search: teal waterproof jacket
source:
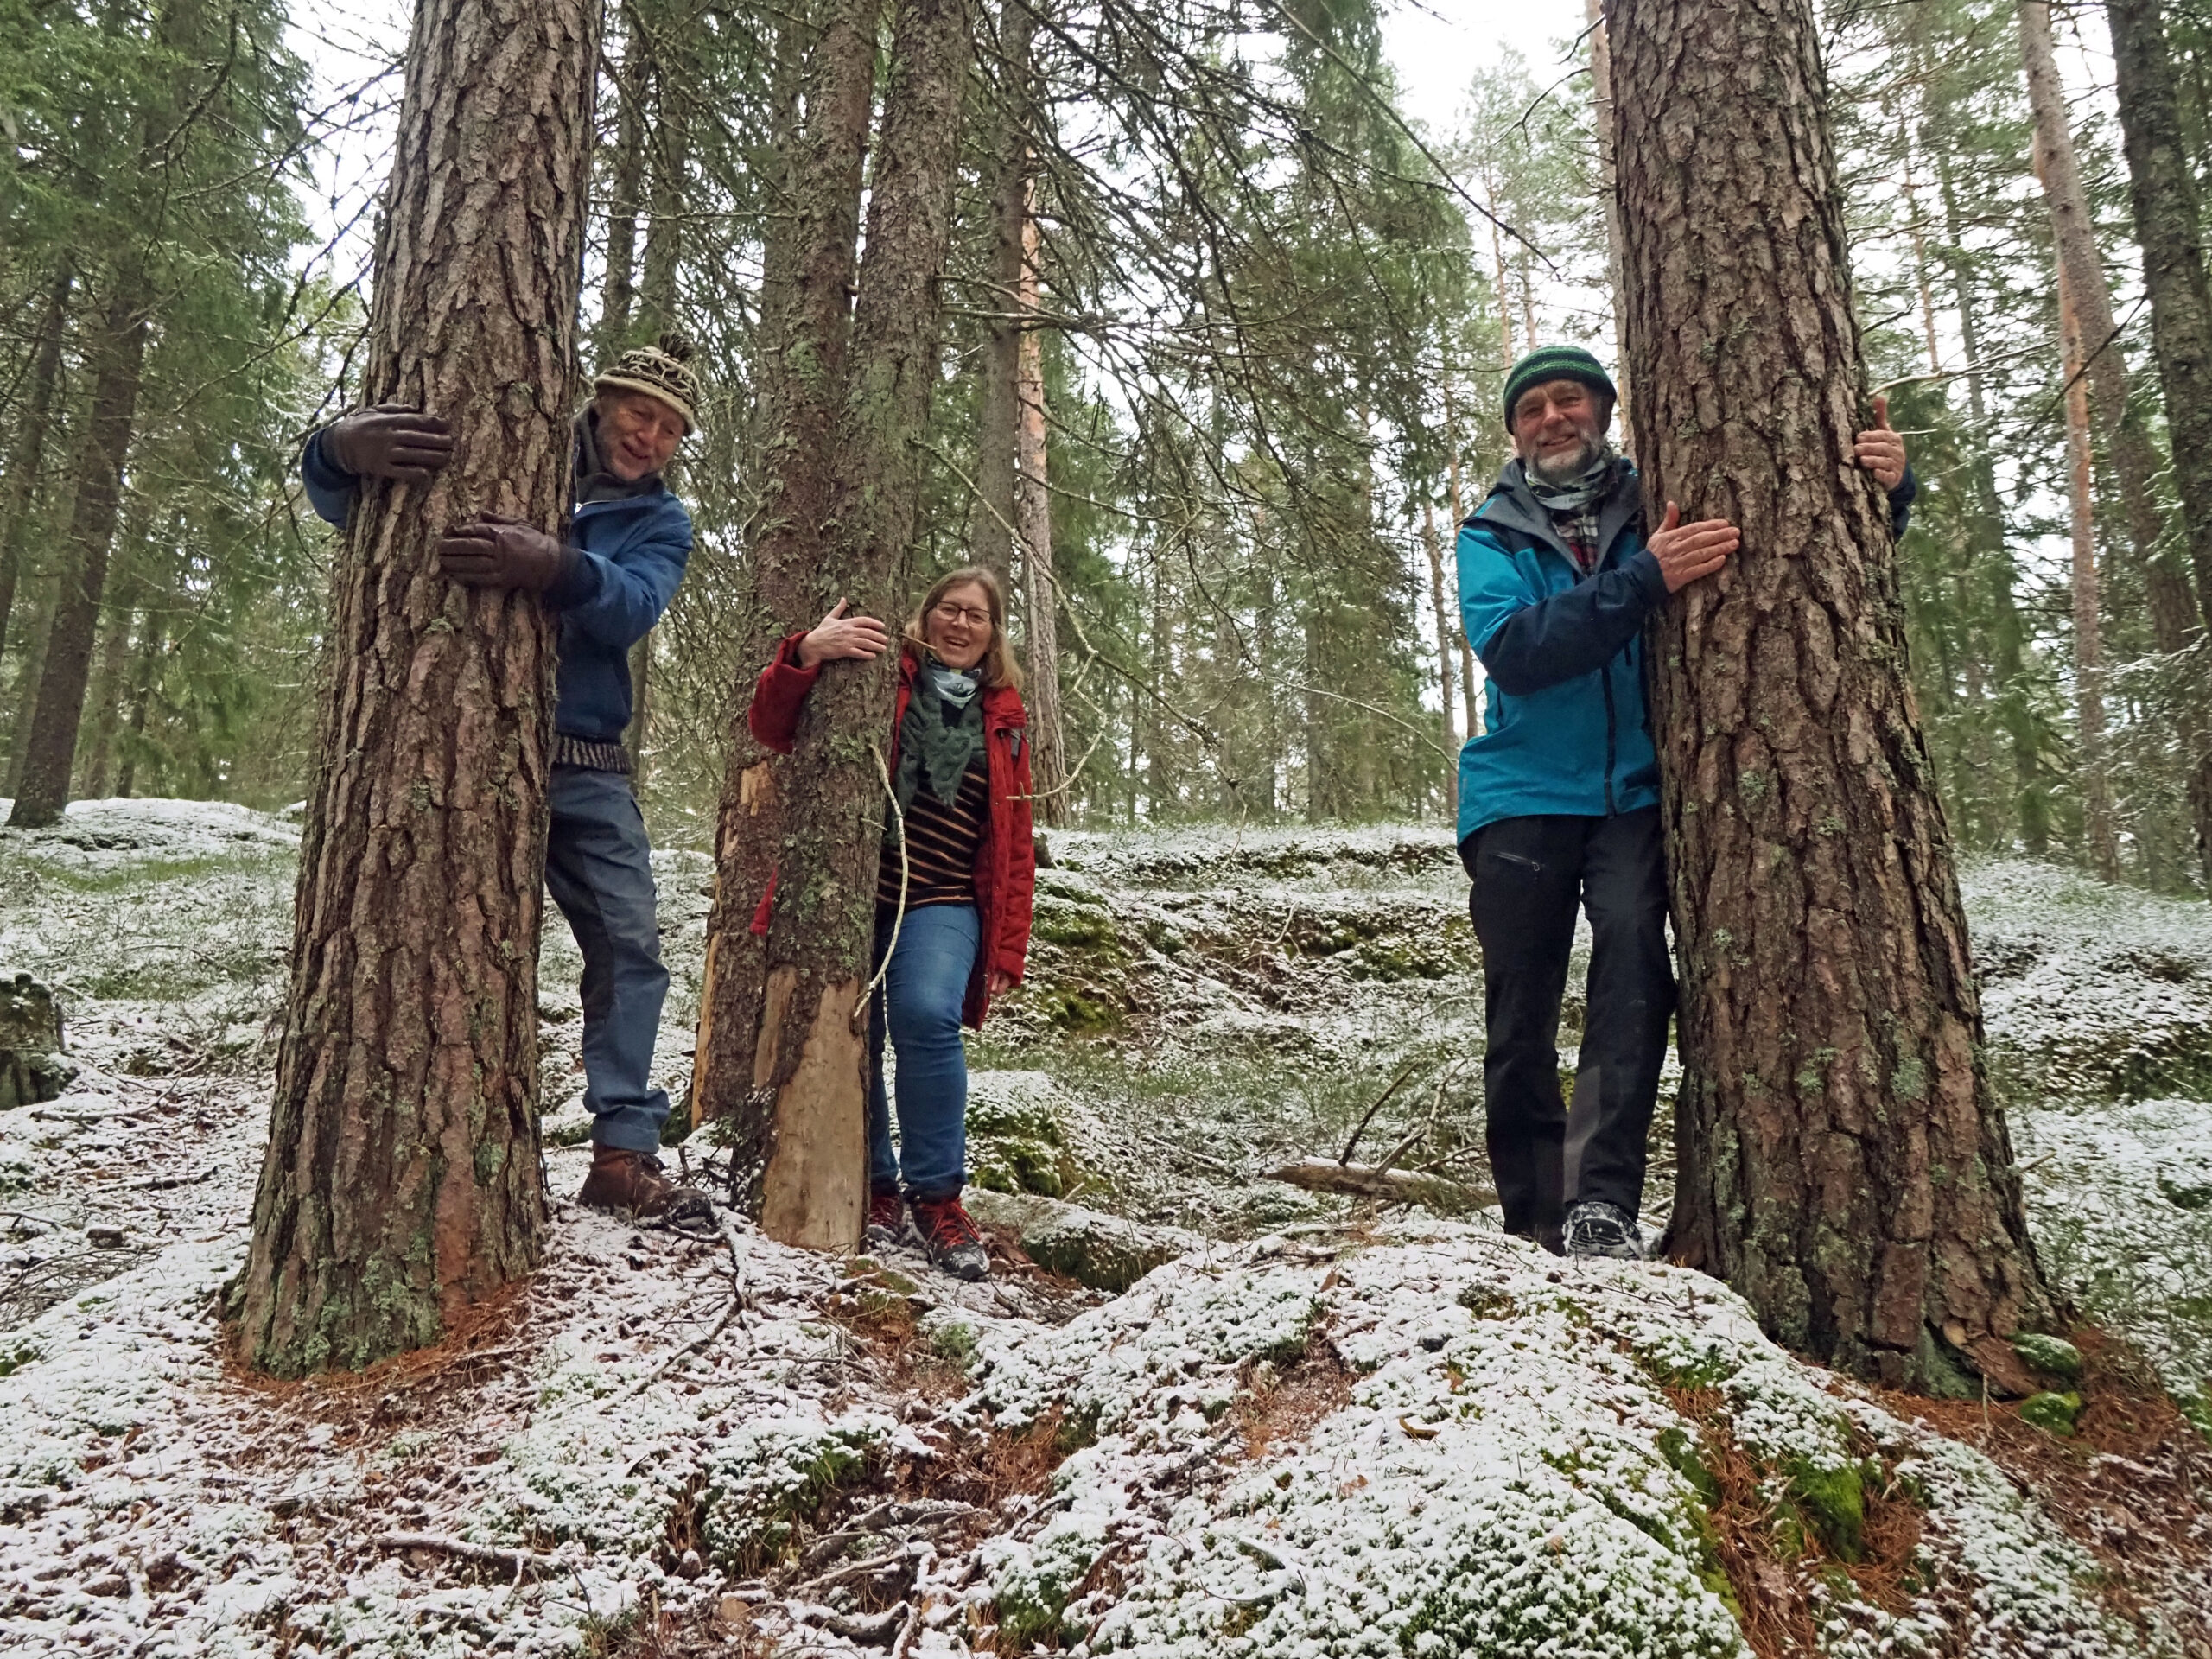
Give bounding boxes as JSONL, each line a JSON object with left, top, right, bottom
{"left": 1453, "top": 456, "right": 1915, "bottom": 842}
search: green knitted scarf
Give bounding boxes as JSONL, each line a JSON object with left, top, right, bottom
{"left": 892, "top": 661, "right": 985, "bottom": 832}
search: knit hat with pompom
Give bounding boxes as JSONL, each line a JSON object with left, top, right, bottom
{"left": 594, "top": 333, "right": 703, "bottom": 433}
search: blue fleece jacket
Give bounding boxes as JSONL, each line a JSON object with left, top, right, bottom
{"left": 300, "top": 429, "right": 692, "bottom": 744}
{"left": 1454, "top": 456, "right": 1916, "bottom": 842}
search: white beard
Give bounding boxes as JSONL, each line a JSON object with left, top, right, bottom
{"left": 1528, "top": 435, "right": 1602, "bottom": 486}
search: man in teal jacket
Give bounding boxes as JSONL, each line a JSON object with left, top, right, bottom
{"left": 1457, "top": 345, "right": 1914, "bottom": 1259}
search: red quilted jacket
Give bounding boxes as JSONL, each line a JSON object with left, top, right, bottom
{"left": 746, "top": 632, "right": 1036, "bottom": 1028}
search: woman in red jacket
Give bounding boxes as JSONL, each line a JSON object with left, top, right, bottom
{"left": 747, "top": 568, "right": 1037, "bottom": 1281}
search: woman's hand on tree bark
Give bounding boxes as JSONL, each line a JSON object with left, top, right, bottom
{"left": 1647, "top": 501, "right": 1739, "bottom": 593}
{"left": 1854, "top": 394, "right": 1908, "bottom": 490}
{"left": 798, "top": 599, "right": 889, "bottom": 668}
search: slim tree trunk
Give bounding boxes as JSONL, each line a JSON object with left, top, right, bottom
{"left": 231, "top": 0, "right": 598, "bottom": 1376}
{"left": 1937, "top": 143, "right": 2050, "bottom": 855}
{"left": 76, "top": 515, "right": 143, "bottom": 801}
{"left": 1441, "top": 380, "right": 1482, "bottom": 739}
{"left": 1016, "top": 198, "right": 1068, "bottom": 824}
{"left": 115, "top": 560, "right": 169, "bottom": 799}
{"left": 9, "top": 277, "right": 151, "bottom": 830}
{"left": 1586, "top": 0, "right": 1632, "bottom": 421}
{"left": 1613, "top": 0, "right": 2050, "bottom": 1393}
{"left": 689, "top": 0, "right": 877, "bottom": 1195}
{"left": 636, "top": 17, "right": 688, "bottom": 346}
{"left": 0, "top": 263, "right": 73, "bottom": 669}
{"left": 740, "top": 0, "right": 973, "bottom": 1250}
{"left": 596, "top": 0, "right": 648, "bottom": 358}
{"left": 2057, "top": 267, "right": 2122, "bottom": 878}
{"left": 1421, "top": 500, "right": 1457, "bottom": 817}
{"left": 2108, "top": 0, "right": 2212, "bottom": 883}
{"left": 968, "top": 0, "right": 1037, "bottom": 588}
{"left": 2022, "top": 0, "right": 2212, "bottom": 880}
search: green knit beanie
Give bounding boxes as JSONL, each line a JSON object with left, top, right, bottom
{"left": 1503, "top": 345, "right": 1618, "bottom": 428}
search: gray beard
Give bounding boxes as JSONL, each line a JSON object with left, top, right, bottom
{"left": 1528, "top": 436, "right": 1602, "bottom": 486}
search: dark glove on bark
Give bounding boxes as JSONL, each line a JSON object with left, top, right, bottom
{"left": 322, "top": 404, "right": 454, "bottom": 483}
{"left": 437, "top": 518, "right": 579, "bottom": 593}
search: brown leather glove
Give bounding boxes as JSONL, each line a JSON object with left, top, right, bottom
{"left": 436, "top": 517, "right": 579, "bottom": 594}
{"left": 322, "top": 404, "right": 454, "bottom": 483}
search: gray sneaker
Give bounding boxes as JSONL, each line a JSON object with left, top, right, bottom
{"left": 1564, "top": 1199, "right": 1643, "bottom": 1261}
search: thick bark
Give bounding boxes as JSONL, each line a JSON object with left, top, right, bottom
{"left": 1612, "top": 0, "right": 2050, "bottom": 1392}
{"left": 9, "top": 277, "right": 151, "bottom": 830}
{"left": 1016, "top": 203, "right": 1069, "bottom": 825}
{"left": 688, "top": 0, "right": 877, "bottom": 1197}
{"left": 1421, "top": 501, "right": 1457, "bottom": 817}
{"left": 747, "top": 0, "right": 975, "bottom": 1249}
{"left": 0, "top": 264, "right": 73, "bottom": 671}
{"left": 968, "top": 0, "right": 1038, "bottom": 588}
{"left": 230, "top": 0, "right": 598, "bottom": 1376}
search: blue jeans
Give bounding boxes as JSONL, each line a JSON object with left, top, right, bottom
{"left": 868, "top": 904, "right": 980, "bottom": 1199}
{"left": 545, "top": 766, "right": 671, "bottom": 1152}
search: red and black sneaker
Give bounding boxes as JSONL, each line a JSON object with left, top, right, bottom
{"left": 908, "top": 1193, "right": 988, "bottom": 1282}
{"left": 864, "top": 1186, "right": 906, "bottom": 1251}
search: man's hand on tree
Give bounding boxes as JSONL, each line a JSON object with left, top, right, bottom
{"left": 1647, "top": 501, "right": 1740, "bottom": 593}
{"left": 798, "top": 599, "right": 890, "bottom": 668}
{"left": 324, "top": 404, "right": 454, "bottom": 483}
{"left": 1854, "top": 394, "right": 1908, "bottom": 491}
{"left": 436, "top": 517, "right": 577, "bottom": 593}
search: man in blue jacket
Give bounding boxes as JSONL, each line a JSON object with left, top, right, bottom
{"left": 301, "top": 336, "right": 712, "bottom": 1227}
{"left": 1458, "top": 345, "right": 1913, "bottom": 1260}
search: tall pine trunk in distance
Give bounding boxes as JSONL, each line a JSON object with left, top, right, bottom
{"left": 9, "top": 275, "right": 151, "bottom": 829}
{"left": 742, "top": 0, "right": 974, "bottom": 1249}
{"left": 1017, "top": 199, "right": 1070, "bottom": 825}
{"left": 230, "top": 0, "right": 599, "bottom": 1376}
{"left": 1611, "top": 0, "right": 2050, "bottom": 1394}
{"left": 2056, "top": 268, "right": 2121, "bottom": 879}
{"left": 597, "top": 0, "right": 650, "bottom": 360}
{"left": 2021, "top": 0, "right": 2212, "bottom": 885}
{"left": 1421, "top": 501, "right": 1457, "bottom": 818}
{"left": 688, "top": 0, "right": 878, "bottom": 1204}
{"left": 75, "top": 505, "right": 147, "bottom": 801}
{"left": 0, "top": 263, "right": 73, "bottom": 671}
{"left": 968, "top": 0, "right": 1038, "bottom": 589}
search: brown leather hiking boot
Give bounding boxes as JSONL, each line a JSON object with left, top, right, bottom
{"left": 909, "top": 1193, "right": 988, "bottom": 1281}
{"left": 578, "top": 1146, "right": 714, "bottom": 1229}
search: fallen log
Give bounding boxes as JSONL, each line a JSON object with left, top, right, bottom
{"left": 373, "top": 1532, "right": 559, "bottom": 1580}
{"left": 1263, "top": 1158, "right": 1493, "bottom": 1214}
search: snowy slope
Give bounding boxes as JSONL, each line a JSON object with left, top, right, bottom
{"left": 1, "top": 800, "right": 2207, "bottom": 1656}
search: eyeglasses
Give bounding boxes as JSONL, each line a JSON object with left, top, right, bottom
{"left": 931, "top": 602, "right": 991, "bottom": 627}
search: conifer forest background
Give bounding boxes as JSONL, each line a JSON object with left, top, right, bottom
{"left": 4, "top": 0, "right": 2212, "bottom": 896}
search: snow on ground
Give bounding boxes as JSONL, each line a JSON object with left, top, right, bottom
{"left": 2, "top": 801, "right": 2209, "bottom": 1655}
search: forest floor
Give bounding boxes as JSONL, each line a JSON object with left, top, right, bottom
{"left": 1, "top": 798, "right": 2209, "bottom": 1657}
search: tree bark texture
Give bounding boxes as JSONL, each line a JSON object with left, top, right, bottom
{"left": 0, "top": 263, "right": 73, "bottom": 673}
{"left": 688, "top": 0, "right": 878, "bottom": 1200}
{"left": 9, "top": 276, "right": 150, "bottom": 830}
{"left": 967, "top": 0, "right": 1037, "bottom": 587}
{"left": 1015, "top": 188, "right": 1069, "bottom": 826}
{"left": 1611, "top": 0, "right": 2050, "bottom": 1392}
{"left": 747, "top": 0, "right": 973, "bottom": 1250}
{"left": 231, "top": 0, "right": 599, "bottom": 1376}
{"left": 2023, "top": 0, "right": 2212, "bottom": 884}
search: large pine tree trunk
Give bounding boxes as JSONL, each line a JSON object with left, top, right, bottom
{"left": 0, "top": 263, "right": 73, "bottom": 670}
{"left": 688, "top": 0, "right": 878, "bottom": 1202}
{"left": 9, "top": 276, "right": 151, "bottom": 830}
{"left": 1611, "top": 0, "right": 2050, "bottom": 1392}
{"left": 2021, "top": 0, "right": 2212, "bottom": 884}
{"left": 229, "top": 0, "right": 599, "bottom": 1376}
{"left": 741, "top": 0, "right": 974, "bottom": 1249}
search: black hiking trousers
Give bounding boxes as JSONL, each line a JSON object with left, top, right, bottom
{"left": 1460, "top": 808, "right": 1675, "bottom": 1248}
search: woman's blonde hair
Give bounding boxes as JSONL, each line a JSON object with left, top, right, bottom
{"left": 903, "top": 566, "right": 1023, "bottom": 690}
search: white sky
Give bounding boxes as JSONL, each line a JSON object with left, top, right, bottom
{"left": 1380, "top": 0, "right": 1588, "bottom": 134}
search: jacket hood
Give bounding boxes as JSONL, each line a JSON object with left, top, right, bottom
{"left": 1477, "top": 454, "right": 1643, "bottom": 570}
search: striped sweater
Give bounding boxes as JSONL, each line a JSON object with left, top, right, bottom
{"left": 878, "top": 757, "right": 991, "bottom": 910}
